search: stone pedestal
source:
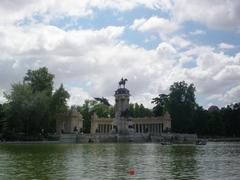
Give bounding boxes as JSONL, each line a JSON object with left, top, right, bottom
{"left": 113, "top": 87, "right": 134, "bottom": 135}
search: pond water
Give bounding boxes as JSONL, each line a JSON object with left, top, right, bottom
{"left": 0, "top": 142, "right": 240, "bottom": 179}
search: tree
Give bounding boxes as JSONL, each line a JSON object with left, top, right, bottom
{"left": 94, "top": 97, "right": 111, "bottom": 106}
{"left": 152, "top": 94, "right": 169, "bottom": 116}
{"left": 221, "top": 103, "right": 240, "bottom": 137}
{"left": 78, "top": 100, "right": 96, "bottom": 133}
{"left": 51, "top": 84, "right": 70, "bottom": 113}
{"left": 4, "top": 83, "right": 51, "bottom": 135}
{"left": 50, "top": 84, "right": 70, "bottom": 132}
{"left": 24, "top": 67, "right": 54, "bottom": 95}
{"left": 2, "top": 67, "right": 71, "bottom": 138}
{"left": 192, "top": 106, "right": 209, "bottom": 135}
{"left": 133, "top": 103, "right": 140, "bottom": 117}
{"left": 0, "top": 104, "right": 5, "bottom": 133}
{"left": 168, "top": 81, "right": 196, "bottom": 133}
{"left": 77, "top": 99, "right": 114, "bottom": 133}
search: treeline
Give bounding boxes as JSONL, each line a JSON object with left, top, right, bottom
{"left": 151, "top": 81, "right": 240, "bottom": 137}
{"left": 0, "top": 67, "right": 70, "bottom": 140}
{"left": 0, "top": 67, "right": 240, "bottom": 138}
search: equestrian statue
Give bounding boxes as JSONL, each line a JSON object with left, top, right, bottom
{"left": 119, "top": 77, "right": 128, "bottom": 88}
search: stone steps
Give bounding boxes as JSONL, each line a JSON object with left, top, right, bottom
{"left": 59, "top": 134, "right": 77, "bottom": 143}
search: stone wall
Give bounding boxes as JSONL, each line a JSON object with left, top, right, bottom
{"left": 56, "top": 108, "right": 83, "bottom": 134}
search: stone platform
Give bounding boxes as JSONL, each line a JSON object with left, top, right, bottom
{"left": 59, "top": 133, "right": 197, "bottom": 144}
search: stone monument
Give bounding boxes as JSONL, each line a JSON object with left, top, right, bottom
{"left": 113, "top": 78, "right": 134, "bottom": 135}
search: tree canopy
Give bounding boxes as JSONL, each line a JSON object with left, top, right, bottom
{"left": 24, "top": 67, "right": 54, "bottom": 95}
{"left": 1, "top": 67, "right": 69, "bottom": 139}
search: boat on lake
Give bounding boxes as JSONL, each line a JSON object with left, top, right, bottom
{"left": 196, "top": 139, "right": 207, "bottom": 145}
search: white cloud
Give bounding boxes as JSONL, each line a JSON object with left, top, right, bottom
{"left": 0, "top": 0, "right": 173, "bottom": 25}
{"left": 156, "top": 42, "right": 177, "bottom": 57}
{"left": 68, "top": 87, "right": 91, "bottom": 106}
{"left": 218, "top": 42, "right": 235, "bottom": 49}
{"left": 208, "top": 85, "right": 240, "bottom": 105}
{"left": 182, "top": 46, "right": 240, "bottom": 100}
{"left": 173, "top": 0, "right": 240, "bottom": 32}
{"left": 131, "top": 16, "right": 179, "bottom": 34}
{"left": 0, "top": 23, "right": 239, "bottom": 108}
{"left": 0, "top": 0, "right": 240, "bottom": 109}
{"left": 168, "top": 36, "right": 191, "bottom": 48}
{"left": 190, "top": 29, "right": 206, "bottom": 35}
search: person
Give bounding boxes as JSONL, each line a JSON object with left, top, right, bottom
{"left": 74, "top": 126, "right": 78, "bottom": 134}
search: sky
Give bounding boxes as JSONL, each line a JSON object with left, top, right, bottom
{"left": 0, "top": 0, "right": 239, "bottom": 108}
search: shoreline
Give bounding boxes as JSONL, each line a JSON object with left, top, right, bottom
{"left": 1, "top": 138, "right": 240, "bottom": 145}
{"left": 206, "top": 137, "right": 240, "bottom": 142}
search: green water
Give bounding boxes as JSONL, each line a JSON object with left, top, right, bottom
{"left": 0, "top": 142, "right": 240, "bottom": 180}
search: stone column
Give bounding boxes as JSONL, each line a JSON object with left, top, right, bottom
{"left": 156, "top": 124, "right": 159, "bottom": 134}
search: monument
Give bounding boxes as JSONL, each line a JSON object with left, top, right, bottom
{"left": 90, "top": 78, "right": 172, "bottom": 138}
{"left": 59, "top": 78, "right": 173, "bottom": 143}
{"left": 113, "top": 78, "right": 134, "bottom": 135}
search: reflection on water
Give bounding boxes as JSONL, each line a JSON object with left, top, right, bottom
{"left": 0, "top": 143, "right": 240, "bottom": 179}
{"left": 170, "top": 145, "right": 198, "bottom": 180}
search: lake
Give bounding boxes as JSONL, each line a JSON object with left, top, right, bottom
{"left": 0, "top": 142, "right": 240, "bottom": 179}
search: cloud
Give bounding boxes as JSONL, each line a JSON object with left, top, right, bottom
{"left": 183, "top": 46, "right": 240, "bottom": 100}
{"left": 173, "top": 0, "right": 240, "bottom": 32}
{"left": 208, "top": 85, "right": 240, "bottom": 105}
{"left": 168, "top": 36, "right": 191, "bottom": 49}
{"left": 218, "top": 42, "right": 235, "bottom": 49}
{"left": 0, "top": 0, "right": 174, "bottom": 25}
{"left": 68, "top": 87, "right": 91, "bottom": 106}
{"left": 0, "top": 0, "right": 239, "bottom": 109}
{"left": 89, "top": 0, "right": 173, "bottom": 11}
{"left": 156, "top": 42, "right": 177, "bottom": 57}
{"left": 190, "top": 29, "right": 206, "bottom": 35}
{"left": 131, "top": 16, "right": 179, "bottom": 34}
{"left": 0, "top": 22, "right": 239, "bottom": 108}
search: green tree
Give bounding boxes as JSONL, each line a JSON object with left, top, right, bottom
{"left": 3, "top": 67, "right": 71, "bottom": 138}
{"left": 129, "top": 103, "right": 134, "bottom": 117}
{"left": 0, "top": 104, "right": 5, "bottom": 133}
{"left": 152, "top": 94, "right": 169, "bottom": 116}
{"left": 4, "top": 83, "right": 51, "bottom": 135}
{"left": 78, "top": 99, "right": 114, "bottom": 133}
{"left": 192, "top": 106, "right": 209, "bottom": 135}
{"left": 133, "top": 103, "right": 140, "bottom": 117}
{"left": 168, "top": 81, "right": 196, "bottom": 133}
{"left": 50, "top": 84, "right": 70, "bottom": 131}
{"left": 24, "top": 67, "right": 54, "bottom": 95}
{"left": 78, "top": 100, "right": 96, "bottom": 133}
{"left": 94, "top": 97, "right": 111, "bottom": 106}
{"left": 51, "top": 84, "right": 70, "bottom": 113}
{"left": 221, "top": 104, "right": 240, "bottom": 137}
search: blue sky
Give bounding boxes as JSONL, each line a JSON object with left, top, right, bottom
{"left": 0, "top": 0, "right": 239, "bottom": 108}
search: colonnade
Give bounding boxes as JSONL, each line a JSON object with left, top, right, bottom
{"left": 96, "top": 123, "right": 163, "bottom": 134}
{"left": 133, "top": 123, "right": 163, "bottom": 134}
{"left": 97, "top": 124, "right": 113, "bottom": 133}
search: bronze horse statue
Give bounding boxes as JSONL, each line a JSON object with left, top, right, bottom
{"left": 119, "top": 78, "right": 128, "bottom": 88}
